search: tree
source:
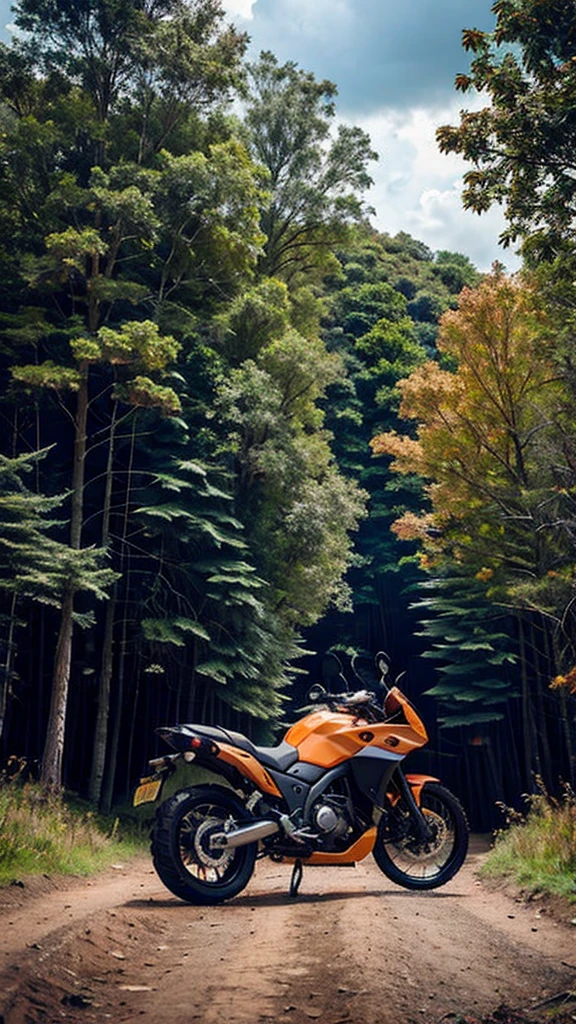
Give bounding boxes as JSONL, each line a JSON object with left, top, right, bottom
{"left": 436, "top": 0, "right": 576, "bottom": 261}
{"left": 214, "top": 325, "right": 367, "bottom": 628}
{"left": 0, "top": 0, "right": 265, "bottom": 794}
{"left": 244, "top": 51, "right": 377, "bottom": 284}
{"left": 414, "top": 572, "right": 517, "bottom": 729}
{"left": 0, "top": 451, "right": 116, "bottom": 753}
{"left": 372, "top": 271, "right": 565, "bottom": 572}
{"left": 371, "top": 271, "right": 576, "bottom": 771}
{"left": 10, "top": 0, "right": 247, "bottom": 129}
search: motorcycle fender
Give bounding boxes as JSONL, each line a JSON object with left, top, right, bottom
{"left": 404, "top": 773, "right": 439, "bottom": 806}
{"left": 217, "top": 742, "right": 282, "bottom": 799}
{"left": 133, "top": 754, "right": 179, "bottom": 807}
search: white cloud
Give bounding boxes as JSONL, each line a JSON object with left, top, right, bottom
{"left": 352, "top": 103, "right": 521, "bottom": 273}
{"left": 220, "top": 0, "right": 257, "bottom": 20}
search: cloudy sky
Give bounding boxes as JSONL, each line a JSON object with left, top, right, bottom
{"left": 223, "top": 0, "right": 518, "bottom": 272}
{"left": 0, "top": 0, "right": 517, "bottom": 271}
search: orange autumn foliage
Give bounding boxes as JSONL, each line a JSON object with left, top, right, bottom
{"left": 371, "top": 270, "right": 560, "bottom": 547}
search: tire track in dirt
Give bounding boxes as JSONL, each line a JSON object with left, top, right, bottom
{"left": 0, "top": 839, "right": 575, "bottom": 1024}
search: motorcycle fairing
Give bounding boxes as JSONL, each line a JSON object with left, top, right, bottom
{"left": 349, "top": 746, "right": 404, "bottom": 806}
{"left": 289, "top": 827, "right": 377, "bottom": 865}
{"left": 284, "top": 707, "right": 428, "bottom": 768}
{"left": 217, "top": 742, "right": 283, "bottom": 798}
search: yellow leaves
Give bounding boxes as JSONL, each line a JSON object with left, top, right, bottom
{"left": 370, "top": 431, "right": 425, "bottom": 474}
{"left": 368, "top": 268, "right": 572, "bottom": 591}
{"left": 550, "top": 667, "right": 576, "bottom": 694}
{"left": 397, "top": 360, "right": 462, "bottom": 421}
{"left": 475, "top": 567, "right": 494, "bottom": 582}
{"left": 390, "top": 510, "right": 435, "bottom": 541}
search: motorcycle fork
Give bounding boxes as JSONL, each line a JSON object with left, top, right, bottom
{"left": 393, "top": 770, "right": 433, "bottom": 844}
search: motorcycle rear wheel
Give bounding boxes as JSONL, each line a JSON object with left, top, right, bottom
{"left": 373, "top": 782, "right": 468, "bottom": 890}
{"left": 151, "top": 784, "right": 257, "bottom": 904}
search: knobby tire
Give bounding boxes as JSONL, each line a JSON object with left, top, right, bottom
{"left": 373, "top": 781, "right": 468, "bottom": 890}
{"left": 151, "top": 784, "right": 256, "bottom": 905}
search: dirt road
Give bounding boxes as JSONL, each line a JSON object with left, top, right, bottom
{"left": 1, "top": 838, "right": 575, "bottom": 1024}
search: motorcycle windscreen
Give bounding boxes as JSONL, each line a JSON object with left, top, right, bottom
{"left": 349, "top": 746, "right": 403, "bottom": 805}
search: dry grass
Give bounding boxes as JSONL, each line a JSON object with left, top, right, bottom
{"left": 0, "top": 767, "right": 143, "bottom": 885}
{"left": 480, "top": 781, "right": 576, "bottom": 901}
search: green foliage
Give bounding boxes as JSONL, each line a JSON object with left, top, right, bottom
{"left": 0, "top": 775, "right": 142, "bottom": 884}
{"left": 213, "top": 326, "right": 367, "bottom": 628}
{"left": 11, "top": 361, "right": 81, "bottom": 392}
{"left": 0, "top": 450, "right": 117, "bottom": 608}
{"left": 319, "top": 232, "right": 431, "bottom": 628}
{"left": 133, "top": 457, "right": 296, "bottom": 720}
{"left": 11, "top": 0, "right": 248, "bottom": 127}
{"left": 209, "top": 278, "right": 291, "bottom": 364}
{"left": 415, "top": 573, "right": 517, "bottom": 728}
{"left": 437, "top": 0, "right": 576, "bottom": 261}
{"left": 74, "top": 321, "right": 180, "bottom": 369}
{"left": 481, "top": 783, "right": 576, "bottom": 901}
{"left": 244, "top": 50, "right": 377, "bottom": 282}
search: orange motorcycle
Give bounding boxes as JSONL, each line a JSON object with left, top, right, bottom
{"left": 134, "top": 653, "right": 468, "bottom": 903}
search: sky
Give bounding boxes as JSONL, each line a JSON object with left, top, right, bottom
{"left": 222, "top": 0, "right": 519, "bottom": 272}
{"left": 0, "top": 0, "right": 519, "bottom": 272}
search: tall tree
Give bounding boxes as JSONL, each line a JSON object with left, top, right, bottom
{"left": 371, "top": 270, "right": 576, "bottom": 739}
{"left": 0, "top": 0, "right": 265, "bottom": 793}
{"left": 244, "top": 51, "right": 377, "bottom": 285}
{"left": 436, "top": 0, "right": 576, "bottom": 262}
{"left": 11, "top": 0, "right": 247, "bottom": 129}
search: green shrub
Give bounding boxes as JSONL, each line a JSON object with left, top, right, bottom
{"left": 0, "top": 772, "right": 143, "bottom": 885}
{"left": 481, "top": 782, "right": 576, "bottom": 900}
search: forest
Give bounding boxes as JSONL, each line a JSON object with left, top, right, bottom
{"left": 1, "top": 0, "right": 576, "bottom": 831}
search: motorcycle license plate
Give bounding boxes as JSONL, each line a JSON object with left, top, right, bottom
{"left": 133, "top": 776, "right": 163, "bottom": 807}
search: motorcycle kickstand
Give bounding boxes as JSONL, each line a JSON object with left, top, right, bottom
{"left": 289, "top": 859, "right": 303, "bottom": 897}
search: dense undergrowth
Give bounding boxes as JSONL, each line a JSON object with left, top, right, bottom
{"left": 0, "top": 776, "right": 145, "bottom": 885}
{"left": 480, "top": 783, "right": 576, "bottom": 902}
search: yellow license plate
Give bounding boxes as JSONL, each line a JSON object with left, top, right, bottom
{"left": 133, "top": 777, "right": 163, "bottom": 807}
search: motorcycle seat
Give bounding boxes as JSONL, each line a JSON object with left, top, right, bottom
{"left": 190, "top": 724, "right": 298, "bottom": 772}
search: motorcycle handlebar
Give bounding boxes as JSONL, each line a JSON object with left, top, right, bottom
{"left": 339, "top": 690, "right": 373, "bottom": 705}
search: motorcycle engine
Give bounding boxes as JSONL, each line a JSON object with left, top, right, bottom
{"left": 311, "top": 793, "right": 352, "bottom": 842}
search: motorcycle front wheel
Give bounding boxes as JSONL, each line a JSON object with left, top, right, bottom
{"left": 373, "top": 782, "right": 468, "bottom": 890}
{"left": 151, "top": 784, "right": 257, "bottom": 904}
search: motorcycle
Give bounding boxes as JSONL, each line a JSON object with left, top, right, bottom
{"left": 134, "top": 652, "right": 469, "bottom": 904}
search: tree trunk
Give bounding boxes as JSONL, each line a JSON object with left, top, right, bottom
{"left": 89, "top": 400, "right": 118, "bottom": 806}
{"left": 517, "top": 613, "right": 535, "bottom": 789}
{"left": 40, "top": 589, "right": 74, "bottom": 791}
{"left": 125, "top": 651, "right": 142, "bottom": 796}
{"left": 41, "top": 368, "right": 89, "bottom": 793}
{"left": 100, "top": 613, "right": 125, "bottom": 814}
{"left": 530, "top": 618, "right": 553, "bottom": 788}
{"left": 89, "top": 590, "right": 115, "bottom": 804}
{"left": 101, "top": 414, "right": 137, "bottom": 813}
{"left": 0, "top": 593, "right": 18, "bottom": 743}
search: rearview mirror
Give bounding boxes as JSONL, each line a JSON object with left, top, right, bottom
{"left": 307, "top": 683, "right": 327, "bottom": 703}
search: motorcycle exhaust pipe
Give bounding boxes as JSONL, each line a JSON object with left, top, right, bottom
{"left": 210, "top": 820, "right": 279, "bottom": 849}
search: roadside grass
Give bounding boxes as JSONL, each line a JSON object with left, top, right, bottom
{"left": 479, "top": 783, "right": 576, "bottom": 901}
{"left": 0, "top": 758, "right": 224, "bottom": 886}
{"left": 0, "top": 780, "right": 146, "bottom": 886}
